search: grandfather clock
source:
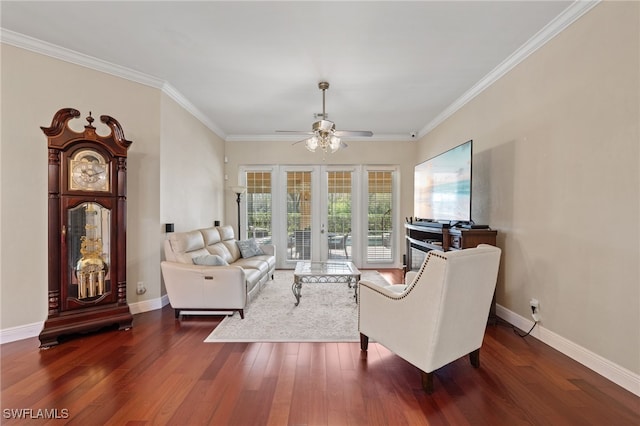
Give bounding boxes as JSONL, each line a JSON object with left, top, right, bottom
{"left": 39, "top": 108, "right": 133, "bottom": 347}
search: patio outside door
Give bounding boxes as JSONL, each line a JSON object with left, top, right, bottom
{"left": 286, "top": 170, "right": 313, "bottom": 262}
{"left": 325, "top": 170, "right": 353, "bottom": 262}
{"left": 242, "top": 165, "right": 397, "bottom": 269}
{"left": 284, "top": 167, "right": 354, "bottom": 264}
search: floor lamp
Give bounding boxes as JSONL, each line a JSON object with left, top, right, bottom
{"left": 231, "top": 186, "right": 247, "bottom": 238}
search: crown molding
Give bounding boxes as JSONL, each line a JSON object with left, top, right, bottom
{"left": 419, "top": 0, "right": 600, "bottom": 138}
{"left": 226, "top": 134, "right": 415, "bottom": 143}
{"left": 161, "top": 82, "right": 227, "bottom": 139}
{"left": 1, "top": 28, "right": 226, "bottom": 139}
{"left": 1, "top": 28, "right": 165, "bottom": 88}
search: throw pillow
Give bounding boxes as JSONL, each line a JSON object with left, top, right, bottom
{"left": 192, "top": 254, "right": 229, "bottom": 266}
{"left": 237, "top": 238, "right": 264, "bottom": 258}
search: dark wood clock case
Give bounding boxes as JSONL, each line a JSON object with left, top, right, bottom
{"left": 39, "top": 108, "right": 133, "bottom": 347}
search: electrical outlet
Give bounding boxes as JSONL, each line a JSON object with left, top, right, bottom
{"left": 529, "top": 298, "right": 540, "bottom": 322}
{"left": 136, "top": 281, "right": 146, "bottom": 295}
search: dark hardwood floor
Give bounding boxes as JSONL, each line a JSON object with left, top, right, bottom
{"left": 1, "top": 270, "right": 638, "bottom": 425}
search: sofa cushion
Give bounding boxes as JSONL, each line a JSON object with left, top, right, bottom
{"left": 169, "top": 230, "right": 206, "bottom": 254}
{"left": 200, "top": 227, "right": 222, "bottom": 246}
{"left": 251, "top": 253, "right": 276, "bottom": 269}
{"left": 223, "top": 240, "right": 242, "bottom": 262}
{"left": 192, "top": 254, "right": 229, "bottom": 266}
{"left": 207, "top": 243, "right": 234, "bottom": 263}
{"left": 217, "top": 225, "right": 236, "bottom": 241}
{"left": 175, "top": 248, "right": 209, "bottom": 264}
{"left": 233, "top": 257, "right": 269, "bottom": 274}
{"left": 237, "top": 238, "right": 265, "bottom": 258}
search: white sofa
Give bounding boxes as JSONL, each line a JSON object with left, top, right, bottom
{"left": 161, "top": 225, "right": 275, "bottom": 319}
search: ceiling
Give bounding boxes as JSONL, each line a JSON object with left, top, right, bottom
{"left": 1, "top": 1, "right": 586, "bottom": 142}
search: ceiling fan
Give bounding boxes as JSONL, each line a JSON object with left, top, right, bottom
{"left": 277, "top": 81, "right": 373, "bottom": 153}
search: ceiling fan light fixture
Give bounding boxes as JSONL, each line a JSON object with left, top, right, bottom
{"left": 279, "top": 81, "right": 373, "bottom": 154}
{"left": 305, "top": 135, "right": 319, "bottom": 152}
{"left": 313, "top": 119, "right": 335, "bottom": 133}
{"left": 329, "top": 135, "right": 341, "bottom": 152}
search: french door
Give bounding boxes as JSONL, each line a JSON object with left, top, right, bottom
{"left": 241, "top": 165, "right": 398, "bottom": 269}
{"left": 282, "top": 166, "right": 356, "bottom": 265}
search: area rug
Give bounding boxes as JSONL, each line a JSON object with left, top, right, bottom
{"left": 204, "top": 269, "right": 389, "bottom": 343}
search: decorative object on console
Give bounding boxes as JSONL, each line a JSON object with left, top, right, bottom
{"left": 276, "top": 81, "right": 373, "bottom": 154}
{"left": 39, "top": 108, "right": 133, "bottom": 348}
{"left": 231, "top": 185, "right": 246, "bottom": 238}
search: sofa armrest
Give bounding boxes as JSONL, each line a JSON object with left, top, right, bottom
{"left": 160, "top": 261, "right": 247, "bottom": 309}
{"left": 359, "top": 279, "right": 406, "bottom": 299}
{"left": 260, "top": 244, "right": 275, "bottom": 256}
{"left": 405, "top": 271, "right": 418, "bottom": 285}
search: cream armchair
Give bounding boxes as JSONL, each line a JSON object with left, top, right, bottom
{"left": 358, "top": 244, "right": 501, "bottom": 393}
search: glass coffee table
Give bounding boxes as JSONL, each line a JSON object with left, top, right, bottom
{"left": 292, "top": 261, "right": 361, "bottom": 306}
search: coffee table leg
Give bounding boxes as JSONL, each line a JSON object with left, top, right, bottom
{"left": 353, "top": 275, "right": 360, "bottom": 302}
{"left": 292, "top": 277, "right": 302, "bottom": 306}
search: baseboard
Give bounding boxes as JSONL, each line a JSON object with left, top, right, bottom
{"left": 496, "top": 304, "right": 640, "bottom": 397}
{"left": 0, "top": 321, "right": 43, "bottom": 345}
{"left": 128, "top": 294, "right": 170, "bottom": 315}
{"left": 1, "top": 295, "right": 170, "bottom": 344}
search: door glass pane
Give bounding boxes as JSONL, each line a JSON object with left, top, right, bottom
{"left": 327, "top": 171, "right": 352, "bottom": 260}
{"left": 367, "top": 171, "right": 393, "bottom": 262}
{"left": 68, "top": 202, "right": 111, "bottom": 300}
{"left": 246, "top": 171, "right": 272, "bottom": 245}
{"left": 287, "top": 171, "right": 312, "bottom": 260}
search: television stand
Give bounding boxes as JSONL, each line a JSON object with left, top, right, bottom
{"left": 405, "top": 223, "right": 497, "bottom": 258}
{"left": 411, "top": 220, "right": 450, "bottom": 229}
{"left": 405, "top": 223, "right": 499, "bottom": 321}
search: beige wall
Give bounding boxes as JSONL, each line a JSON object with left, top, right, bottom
{"left": 160, "top": 94, "right": 226, "bottom": 233}
{"left": 0, "top": 44, "right": 224, "bottom": 331}
{"left": 417, "top": 2, "right": 639, "bottom": 374}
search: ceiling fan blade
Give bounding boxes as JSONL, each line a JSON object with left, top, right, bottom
{"left": 334, "top": 130, "right": 373, "bottom": 137}
{"left": 276, "top": 130, "right": 314, "bottom": 135}
{"left": 278, "top": 82, "right": 372, "bottom": 144}
{"left": 292, "top": 137, "right": 312, "bottom": 146}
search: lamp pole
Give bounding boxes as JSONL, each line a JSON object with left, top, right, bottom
{"left": 231, "top": 186, "right": 247, "bottom": 238}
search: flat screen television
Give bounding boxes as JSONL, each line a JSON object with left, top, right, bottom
{"left": 414, "top": 140, "right": 472, "bottom": 223}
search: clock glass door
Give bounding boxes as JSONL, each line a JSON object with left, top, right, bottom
{"left": 66, "top": 202, "right": 111, "bottom": 303}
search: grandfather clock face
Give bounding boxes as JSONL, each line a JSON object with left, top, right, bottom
{"left": 69, "top": 149, "right": 110, "bottom": 192}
